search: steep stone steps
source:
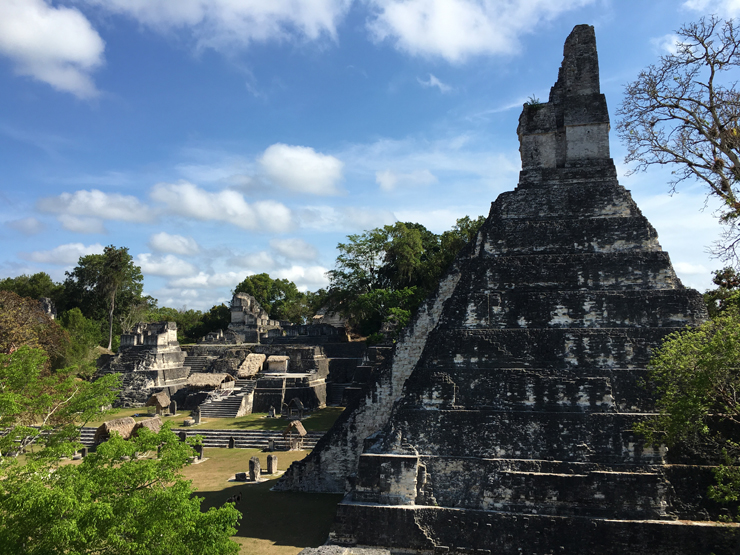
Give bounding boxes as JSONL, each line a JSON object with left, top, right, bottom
{"left": 198, "top": 396, "right": 245, "bottom": 418}
{"left": 327, "top": 383, "right": 350, "bottom": 406}
{"left": 77, "top": 427, "right": 324, "bottom": 450}
{"left": 183, "top": 355, "right": 215, "bottom": 373}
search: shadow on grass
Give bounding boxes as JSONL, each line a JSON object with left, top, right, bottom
{"left": 197, "top": 478, "right": 343, "bottom": 549}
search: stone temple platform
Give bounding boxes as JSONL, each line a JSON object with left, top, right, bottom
{"left": 291, "top": 25, "right": 740, "bottom": 555}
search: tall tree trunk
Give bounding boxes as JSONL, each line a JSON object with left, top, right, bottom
{"left": 107, "top": 290, "right": 116, "bottom": 351}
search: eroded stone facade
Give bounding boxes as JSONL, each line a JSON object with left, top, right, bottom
{"left": 291, "top": 25, "right": 740, "bottom": 554}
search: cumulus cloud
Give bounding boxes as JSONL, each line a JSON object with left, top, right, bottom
{"left": 673, "top": 262, "right": 710, "bottom": 275}
{"left": 417, "top": 73, "right": 451, "bottom": 92}
{"left": 394, "top": 207, "right": 485, "bottom": 233}
{"left": 58, "top": 215, "right": 106, "bottom": 234}
{"left": 37, "top": 189, "right": 155, "bottom": 223}
{"left": 82, "top": 0, "right": 350, "bottom": 51}
{"left": 650, "top": 33, "right": 682, "bottom": 55}
{"left": 5, "top": 217, "right": 44, "bottom": 235}
{"left": 683, "top": 0, "right": 740, "bottom": 16}
{"left": 259, "top": 143, "right": 344, "bottom": 195}
{"left": 150, "top": 181, "right": 292, "bottom": 232}
{"left": 270, "top": 238, "right": 319, "bottom": 261}
{"left": 367, "top": 0, "right": 594, "bottom": 62}
{"left": 21, "top": 242, "right": 104, "bottom": 265}
{"left": 297, "top": 205, "right": 397, "bottom": 231}
{"left": 376, "top": 169, "right": 437, "bottom": 191}
{"left": 135, "top": 253, "right": 198, "bottom": 277}
{"left": 274, "top": 265, "right": 330, "bottom": 291}
{"left": 149, "top": 232, "right": 200, "bottom": 255}
{"left": 0, "top": 0, "right": 104, "bottom": 98}
{"left": 169, "top": 271, "right": 243, "bottom": 289}
{"left": 228, "top": 251, "right": 277, "bottom": 271}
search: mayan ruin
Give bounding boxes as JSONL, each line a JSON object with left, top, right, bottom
{"left": 281, "top": 25, "right": 740, "bottom": 553}
{"left": 3, "top": 3, "right": 740, "bottom": 554}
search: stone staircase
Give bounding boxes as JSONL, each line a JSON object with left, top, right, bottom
{"left": 77, "top": 427, "right": 323, "bottom": 450}
{"left": 178, "top": 429, "right": 324, "bottom": 450}
{"left": 197, "top": 380, "right": 257, "bottom": 418}
{"left": 327, "top": 383, "right": 350, "bottom": 406}
{"left": 198, "top": 395, "right": 246, "bottom": 418}
{"left": 183, "top": 355, "right": 215, "bottom": 373}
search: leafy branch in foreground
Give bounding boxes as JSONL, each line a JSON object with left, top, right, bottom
{"left": 635, "top": 311, "right": 740, "bottom": 510}
{"left": 0, "top": 346, "right": 121, "bottom": 458}
{"left": 0, "top": 426, "right": 240, "bottom": 555}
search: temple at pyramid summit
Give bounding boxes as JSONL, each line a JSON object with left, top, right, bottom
{"left": 286, "top": 25, "right": 740, "bottom": 554}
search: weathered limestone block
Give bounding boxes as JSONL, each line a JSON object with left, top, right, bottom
{"left": 267, "top": 454, "right": 278, "bottom": 474}
{"left": 249, "top": 456, "right": 261, "bottom": 481}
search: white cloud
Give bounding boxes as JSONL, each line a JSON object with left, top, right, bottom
{"left": 270, "top": 238, "right": 319, "bottom": 261}
{"left": 297, "top": 205, "right": 397, "bottom": 231}
{"left": 376, "top": 168, "right": 437, "bottom": 191}
{"left": 150, "top": 181, "right": 292, "bottom": 232}
{"left": 417, "top": 73, "right": 451, "bottom": 92}
{"left": 5, "top": 217, "right": 44, "bottom": 235}
{"left": 21, "top": 242, "right": 104, "bottom": 265}
{"left": 0, "top": 0, "right": 104, "bottom": 98}
{"left": 274, "top": 265, "right": 330, "bottom": 291}
{"left": 37, "top": 189, "right": 155, "bottom": 222}
{"left": 683, "top": 0, "right": 740, "bottom": 16}
{"left": 259, "top": 143, "right": 344, "bottom": 195}
{"left": 58, "top": 214, "right": 106, "bottom": 234}
{"left": 82, "top": 0, "right": 350, "bottom": 51}
{"left": 169, "top": 271, "right": 243, "bottom": 289}
{"left": 228, "top": 251, "right": 277, "bottom": 271}
{"left": 149, "top": 232, "right": 200, "bottom": 255}
{"left": 394, "top": 206, "right": 485, "bottom": 233}
{"left": 650, "top": 33, "right": 682, "bottom": 55}
{"left": 135, "top": 253, "right": 198, "bottom": 277}
{"left": 673, "top": 261, "right": 710, "bottom": 275}
{"left": 367, "top": 0, "right": 594, "bottom": 62}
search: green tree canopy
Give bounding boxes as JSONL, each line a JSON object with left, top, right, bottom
{"left": 234, "top": 273, "right": 311, "bottom": 323}
{"left": 64, "top": 246, "right": 144, "bottom": 350}
{"left": 0, "top": 272, "right": 64, "bottom": 306}
{"left": 327, "top": 217, "right": 485, "bottom": 338}
{"left": 636, "top": 311, "right": 740, "bottom": 510}
{"left": 0, "top": 346, "right": 120, "bottom": 458}
{"left": 59, "top": 308, "right": 104, "bottom": 376}
{"left": 0, "top": 347, "right": 239, "bottom": 554}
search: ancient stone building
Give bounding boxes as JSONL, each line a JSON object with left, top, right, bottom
{"left": 101, "top": 321, "right": 189, "bottom": 407}
{"left": 284, "top": 25, "right": 739, "bottom": 553}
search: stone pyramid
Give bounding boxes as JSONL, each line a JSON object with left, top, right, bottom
{"left": 310, "top": 25, "right": 739, "bottom": 554}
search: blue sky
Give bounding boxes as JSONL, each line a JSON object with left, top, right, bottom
{"left": 0, "top": 0, "right": 732, "bottom": 310}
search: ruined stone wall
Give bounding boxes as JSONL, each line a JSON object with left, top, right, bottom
{"left": 274, "top": 269, "right": 463, "bottom": 492}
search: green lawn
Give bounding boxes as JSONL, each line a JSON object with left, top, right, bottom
{"left": 182, "top": 448, "right": 343, "bottom": 555}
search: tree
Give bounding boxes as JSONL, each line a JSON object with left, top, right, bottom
{"left": 635, "top": 311, "right": 740, "bottom": 512}
{"left": 704, "top": 266, "right": 740, "bottom": 317}
{"left": 327, "top": 217, "right": 485, "bottom": 337}
{"left": 0, "top": 424, "right": 240, "bottom": 554}
{"left": 64, "top": 246, "right": 144, "bottom": 350}
{"left": 59, "top": 308, "right": 104, "bottom": 376}
{"left": 0, "top": 291, "right": 69, "bottom": 365}
{"left": 0, "top": 272, "right": 64, "bottom": 306}
{"left": 234, "top": 274, "right": 311, "bottom": 323}
{"left": 0, "top": 346, "right": 120, "bottom": 458}
{"left": 0, "top": 347, "right": 240, "bottom": 554}
{"left": 617, "top": 16, "right": 740, "bottom": 262}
